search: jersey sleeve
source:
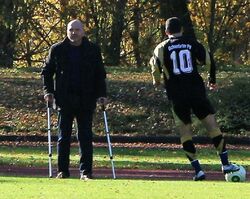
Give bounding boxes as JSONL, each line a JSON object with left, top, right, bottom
{"left": 41, "top": 45, "right": 57, "bottom": 95}
{"left": 150, "top": 42, "right": 167, "bottom": 85}
{"left": 195, "top": 41, "right": 216, "bottom": 84}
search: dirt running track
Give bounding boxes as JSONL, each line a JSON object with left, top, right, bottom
{"left": 1, "top": 166, "right": 249, "bottom": 181}
{"left": 0, "top": 142, "right": 249, "bottom": 181}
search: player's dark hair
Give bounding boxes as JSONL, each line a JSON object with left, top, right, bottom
{"left": 165, "top": 17, "right": 182, "bottom": 34}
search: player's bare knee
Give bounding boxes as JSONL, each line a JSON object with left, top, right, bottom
{"left": 208, "top": 127, "right": 222, "bottom": 138}
{"left": 201, "top": 114, "right": 218, "bottom": 132}
{"left": 180, "top": 134, "right": 192, "bottom": 145}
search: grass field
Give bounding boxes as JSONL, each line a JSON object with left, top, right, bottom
{"left": 0, "top": 176, "right": 250, "bottom": 199}
{"left": 0, "top": 145, "right": 249, "bottom": 171}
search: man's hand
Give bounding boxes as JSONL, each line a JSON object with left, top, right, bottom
{"left": 153, "top": 81, "right": 162, "bottom": 91}
{"left": 44, "top": 94, "right": 54, "bottom": 108}
{"left": 44, "top": 93, "right": 54, "bottom": 103}
{"left": 207, "top": 83, "right": 217, "bottom": 91}
{"left": 97, "top": 97, "right": 108, "bottom": 106}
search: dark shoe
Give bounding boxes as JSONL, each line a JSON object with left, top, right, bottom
{"left": 80, "top": 173, "right": 93, "bottom": 181}
{"left": 193, "top": 170, "right": 206, "bottom": 181}
{"left": 222, "top": 163, "right": 240, "bottom": 174}
{"left": 56, "top": 172, "right": 70, "bottom": 179}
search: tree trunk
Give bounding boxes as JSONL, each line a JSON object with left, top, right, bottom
{"left": 159, "top": 0, "right": 196, "bottom": 39}
{"left": 105, "top": 0, "right": 127, "bottom": 65}
{"left": 0, "top": 0, "right": 16, "bottom": 68}
{"left": 207, "top": 0, "right": 216, "bottom": 57}
{"left": 129, "top": 1, "right": 142, "bottom": 67}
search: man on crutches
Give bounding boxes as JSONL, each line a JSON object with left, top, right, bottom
{"left": 42, "top": 19, "right": 107, "bottom": 180}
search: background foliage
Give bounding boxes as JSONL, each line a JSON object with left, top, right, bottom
{"left": 0, "top": 66, "right": 249, "bottom": 137}
{"left": 0, "top": 0, "right": 249, "bottom": 68}
{"left": 0, "top": 0, "right": 249, "bottom": 138}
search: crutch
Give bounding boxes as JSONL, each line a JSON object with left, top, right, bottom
{"left": 102, "top": 104, "right": 116, "bottom": 179}
{"left": 47, "top": 101, "right": 53, "bottom": 178}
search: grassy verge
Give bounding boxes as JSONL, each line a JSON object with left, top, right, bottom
{"left": 0, "top": 145, "right": 249, "bottom": 171}
{"left": 0, "top": 66, "right": 250, "bottom": 137}
{"left": 0, "top": 176, "right": 250, "bottom": 199}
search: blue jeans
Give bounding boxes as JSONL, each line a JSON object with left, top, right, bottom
{"left": 57, "top": 108, "right": 94, "bottom": 175}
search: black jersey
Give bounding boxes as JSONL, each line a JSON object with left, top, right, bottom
{"left": 164, "top": 36, "right": 206, "bottom": 99}
{"left": 164, "top": 37, "right": 205, "bottom": 81}
{"left": 151, "top": 36, "right": 213, "bottom": 100}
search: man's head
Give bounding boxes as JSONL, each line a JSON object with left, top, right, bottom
{"left": 67, "top": 19, "right": 84, "bottom": 46}
{"left": 165, "top": 17, "right": 182, "bottom": 35}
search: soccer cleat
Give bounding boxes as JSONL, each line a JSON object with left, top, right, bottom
{"left": 80, "top": 173, "right": 93, "bottom": 181}
{"left": 193, "top": 170, "right": 206, "bottom": 181}
{"left": 222, "top": 163, "right": 240, "bottom": 174}
{"left": 56, "top": 172, "right": 70, "bottom": 179}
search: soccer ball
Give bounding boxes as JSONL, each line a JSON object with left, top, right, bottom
{"left": 225, "top": 165, "right": 246, "bottom": 182}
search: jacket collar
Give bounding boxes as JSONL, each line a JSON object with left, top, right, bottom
{"left": 62, "top": 37, "right": 89, "bottom": 47}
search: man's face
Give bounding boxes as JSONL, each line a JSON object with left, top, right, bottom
{"left": 67, "top": 20, "right": 84, "bottom": 45}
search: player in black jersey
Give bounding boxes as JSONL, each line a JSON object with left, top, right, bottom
{"left": 150, "top": 17, "right": 239, "bottom": 181}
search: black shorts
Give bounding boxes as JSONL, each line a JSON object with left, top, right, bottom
{"left": 172, "top": 95, "right": 215, "bottom": 124}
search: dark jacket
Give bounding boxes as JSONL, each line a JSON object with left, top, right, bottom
{"left": 41, "top": 37, "right": 107, "bottom": 110}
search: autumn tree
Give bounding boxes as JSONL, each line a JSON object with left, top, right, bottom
{"left": 190, "top": 0, "right": 250, "bottom": 64}
{"left": 159, "top": 0, "right": 196, "bottom": 38}
{"left": 105, "top": 0, "right": 127, "bottom": 65}
{"left": 0, "top": 0, "right": 17, "bottom": 68}
{"left": 0, "top": 0, "right": 248, "bottom": 67}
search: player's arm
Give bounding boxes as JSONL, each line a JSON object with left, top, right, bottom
{"left": 150, "top": 56, "right": 161, "bottom": 86}
{"left": 204, "top": 50, "right": 217, "bottom": 90}
{"left": 150, "top": 43, "right": 165, "bottom": 86}
{"left": 196, "top": 43, "right": 217, "bottom": 90}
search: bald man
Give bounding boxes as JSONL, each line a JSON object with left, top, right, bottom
{"left": 42, "top": 19, "right": 107, "bottom": 180}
